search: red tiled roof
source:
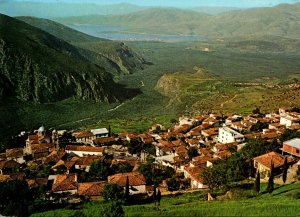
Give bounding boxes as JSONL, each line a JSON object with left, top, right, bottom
{"left": 44, "top": 150, "right": 66, "bottom": 164}
{"left": 0, "top": 175, "right": 12, "bottom": 182}
{"left": 184, "top": 166, "right": 205, "bottom": 183}
{"left": 6, "top": 148, "right": 23, "bottom": 158}
{"left": 75, "top": 156, "right": 105, "bottom": 166}
{"left": 78, "top": 182, "right": 105, "bottom": 196}
{"left": 0, "top": 160, "right": 20, "bottom": 169}
{"left": 93, "top": 137, "right": 115, "bottom": 145}
{"left": 27, "top": 178, "right": 48, "bottom": 188}
{"left": 215, "top": 150, "right": 232, "bottom": 159}
{"left": 75, "top": 131, "right": 94, "bottom": 139}
{"left": 200, "top": 148, "right": 214, "bottom": 156}
{"left": 108, "top": 172, "right": 146, "bottom": 187}
{"left": 52, "top": 174, "right": 78, "bottom": 192}
{"left": 254, "top": 152, "right": 293, "bottom": 169}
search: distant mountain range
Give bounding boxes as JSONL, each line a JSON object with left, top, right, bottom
{"left": 0, "top": 2, "right": 147, "bottom": 18}
{"left": 0, "top": 1, "right": 241, "bottom": 18}
{"left": 0, "top": 14, "right": 141, "bottom": 103}
{"left": 57, "top": 3, "right": 300, "bottom": 39}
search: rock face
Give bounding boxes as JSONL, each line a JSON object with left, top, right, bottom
{"left": 0, "top": 14, "right": 138, "bottom": 103}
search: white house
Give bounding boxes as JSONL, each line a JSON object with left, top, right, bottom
{"left": 91, "top": 128, "right": 109, "bottom": 138}
{"left": 218, "top": 127, "right": 244, "bottom": 144}
{"left": 280, "top": 115, "right": 299, "bottom": 127}
{"left": 65, "top": 145, "right": 105, "bottom": 157}
{"left": 183, "top": 165, "right": 207, "bottom": 189}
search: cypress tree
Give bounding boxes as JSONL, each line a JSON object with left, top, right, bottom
{"left": 125, "top": 176, "right": 129, "bottom": 200}
{"left": 282, "top": 156, "right": 288, "bottom": 184}
{"left": 267, "top": 161, "right": 274, "bottom": 194}
{"left": 157, "top": 189, "right": 161, "bottom": 206}
{"left": 255, "top": 171, "right": 260, "bottom": 193}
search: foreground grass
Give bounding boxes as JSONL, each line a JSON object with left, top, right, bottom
{"left": 31, "top": 182, "right": 300, "bottom": 217}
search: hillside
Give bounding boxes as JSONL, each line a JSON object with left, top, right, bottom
{"left": 17, "top": 16, "right": 147, "bottom": 77}
{"left": 31, "top": 182, "right": 300, "bottom": 216}
{"left": 58, "top": 3, "right": 300, "bottom": 39}
{"left": 0, "top": 14, "right": 139, "bottom": 103}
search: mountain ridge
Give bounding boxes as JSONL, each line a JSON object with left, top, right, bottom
{"left": 56, "top": 3, "right": 300, "bottom": 39}
{"left": 0, "top": 13, "right": 140, "bottom": 103}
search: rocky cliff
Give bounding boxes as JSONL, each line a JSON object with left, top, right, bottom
{"left": 0, "top": 14, "right": 139, "bottom": 103}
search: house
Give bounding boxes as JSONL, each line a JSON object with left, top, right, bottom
{"left": 93, "top": 137, "right": 115, "bottom": 146}
{"left": 65, "top": 145, "right": 105, "bottom": 157}
{"left": 280, "top": 114, "right": 299, "bottom": 127}
{"left": 230, "top": 122, "right": 244, "bottom": 132}
{"left": 6, "top": 148, "right": 25, "bottom": 164}
{"left": 155, "top": 140, "right": 175, "bottom": 157}
{"left": 51, "top": 174, "right": 78, "bottom": 194}
{"left": 282, "top": 138, "right": 300, "bottom": 158}
{"left": 78, "top": 182, "right": 106, "bottom": 199}
{"left": 155, "top": 154, "right": 176, "bottom": 170}
{"left": 75, "top": 156, "right": 105, "bottom": 172}
{"left": 44, "top": 150, "right": 66, "bottom": 165}
{"left": 74, "top": 131, "right": 96, "bottom": 143}
{"left": 24, "top": 142, "right": 54, "bottom": 159}
{"left": 218, "top": 127, "right": 244, "bottom": 144}
{"left": 253, "top": 152, "right": 293, "bottom": 178}
{"left": 91, "top": 128, "right": 109, "bottom": 138}
{"left": 27, "top": 178, "right": 48, "bottom": 189}
{"left": 0, "top": 160, "right": 20, "bottom": 174}
{"left": 183, "top": 165, "right": 207, "bottom": 189}
{"left": 108, "top": 172, "right": 146, "bottom": 195}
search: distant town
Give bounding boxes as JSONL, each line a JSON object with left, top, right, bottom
{"left": 1, "top": 107, "right": 300, "bottom": 207}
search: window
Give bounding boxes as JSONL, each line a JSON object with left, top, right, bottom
{"left": 296, "top": 149, "right": 300, "bottom": 154}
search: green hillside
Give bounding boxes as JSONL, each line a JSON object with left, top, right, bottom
{"left": 57, "top": 3, "right": 300, "bottom": 39}
{"left": 17, "top": 16, "right": 147, "bottom": 78}
{"left": 31, "top": 182, "right": 300, "bottom": 217}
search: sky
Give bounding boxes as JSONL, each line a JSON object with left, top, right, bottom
{"left": 12, "top": 0, "right": 300, "bottom": 8}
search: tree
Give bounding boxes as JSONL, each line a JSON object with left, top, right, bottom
{"left": 282, "top": 156, "right": 288, "bottom": 184}
{"left": 187, "top": 147, "right": 199, "bottom": 161}
{"left": 156, "top": 189, "right": 161, "bottom": 206}
{"left": 89, "top": 160, "right": 110, "bottom": 181}
{"left": 128, "top": 138, "right": 143, "bottom": 155}
{"left": 103, "top": 184, "right": 125, "bottom": 202}
{"left": 103, "top": 201, "right": 124, "bottom": 217}
{"left": 267, "top": 161, "right": 274, "bottom": 194}
{"left": 255, "top": 171, "right": 260, "bottom": 193}
{"left": 0, "top": 180, "right": 32, "bottom": 217}
{"left": 167, "top": 177, "right": 180, "bottom": 191}
{"left": 125, "top": 176, "right": 129, "bottom": 200}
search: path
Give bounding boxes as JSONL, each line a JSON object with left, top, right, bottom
{"left": 220, "top": 94, "right": 238, "bottom": 108}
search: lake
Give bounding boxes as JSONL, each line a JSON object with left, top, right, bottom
{"left": 67, "top": 24, "right": 206, "bottom": 42}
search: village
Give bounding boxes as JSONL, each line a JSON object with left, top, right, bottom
{"left": 1, "top": 107, "right": 300, "bottom": 204}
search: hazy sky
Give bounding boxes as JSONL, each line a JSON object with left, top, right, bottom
{"left": 12, "top": 0, "right": 300, "bottom": 8}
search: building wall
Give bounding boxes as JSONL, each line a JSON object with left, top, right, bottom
{"left": 66, "top": 150, "right": 102, "bottom": 157}
{"left": 280, "top": 117, "right": 293, "bottom": 127}
{"left": 128, "top": 185, "right": 146, "bottom": 195}
{"left": 191, "top": 179, "right": 207, "bottom": 189}
{"left": 218, "top": 128, "right": 235, "bottom": 144}
{"left": 283, "top": 144, "right": 300, "bottom": 157}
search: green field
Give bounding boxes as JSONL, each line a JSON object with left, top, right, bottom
{"left": 31, "top": 182, "right": 300, "bottom": 217}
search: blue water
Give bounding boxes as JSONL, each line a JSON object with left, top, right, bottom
{"left": 67, "top": 24, "right": 206, "bottom": 42}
